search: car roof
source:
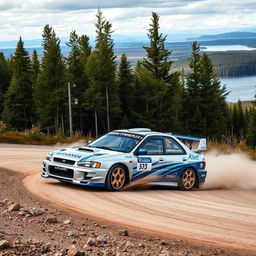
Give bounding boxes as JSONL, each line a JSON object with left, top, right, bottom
{"left": 115, "top": 128, "right": 173, "bottom": 137}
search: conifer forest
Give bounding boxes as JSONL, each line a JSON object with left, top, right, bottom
{"left": 0, "top": 10, "right": 256, "bottom": 147}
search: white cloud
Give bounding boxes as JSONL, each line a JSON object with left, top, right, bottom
{"left": 0, "top": 0, "right": 256, "bottom": 41}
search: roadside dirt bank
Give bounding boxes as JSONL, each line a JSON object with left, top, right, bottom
{"left": 1, "top": 167, "right": 246, "bottom": 256}
{"left": 0, "top": 144, "right": 256, "bottom": 255}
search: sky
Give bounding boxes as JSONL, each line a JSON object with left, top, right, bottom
{"left": 1, "top": 0, "right": 256, "bottom": 42}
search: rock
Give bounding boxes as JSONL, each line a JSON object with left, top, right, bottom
{"left": 64, "top": 219, "right": 71, "bottom": 225}
{"left": 96, "top": 234, "right": 109, "bottom": 244}
{"left": 138, "top": 243, "right": 145, "bottom": 248}
{"left": 160, "top": 240, "right": 169, "bottom": 246}
{"left": 85, "top": 237, "right": 96, "bottom": 246}
{"left": 67, "top": 245, "right": 84, "bottom": 256}
{"left": 0, "top": 240, "right": 10, "bottom": 249}
{"left": 18, "top": 211, "right": 26, "bottom": 216}
{"left": 46, "top": 216, "right": 58, "bottom": 224}
{"left": 41, "top": 243, "right": 51, "bottom": 253}
{"left": 55, "top": 252, "right": 64, "bottom": 256}
{"left": 159, "top": 250, "right": 171, "bottom": 256}
{"left": 29, "top": 208, "right": 45, "bottom": 216}
{"left": 125, "top": 241, "right": 134, "bottom": 248}
{"left": 118, "top": 229, "right": 129, "bottom": 236}
{"left": 68, "top": 231, "right": 77, "bottom": 238}
{"left": 1, "top": 199, "right": 9, "bottom": 205}
{"left": 1, "top": 211, "right": 9, "bottom": 217}
{"left": 8, "top": 203, "right": 21, "bottom": 211}
{"left": 60, "top": 248, "right": 68, "bottom": 254}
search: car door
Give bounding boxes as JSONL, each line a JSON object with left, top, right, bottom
{"left": 131, "top": 136, "right": 166, "bottom": 182}
{"left": 161, "top": 136, "right": 188, "bottom": 182}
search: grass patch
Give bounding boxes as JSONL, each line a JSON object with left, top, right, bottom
{"left": 207, "top": 140, "right": 256, "bottom": 160}
{"left": 0, "top": 131, "right": 90, "bottom": 146}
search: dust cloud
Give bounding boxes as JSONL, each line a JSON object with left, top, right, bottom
{"left": 54, "top": 140, "right": 86, "bottom": 148}
{"left": 203, "top": 151, "right": 256, "bottom": 190}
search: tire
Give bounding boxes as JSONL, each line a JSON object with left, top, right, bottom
{"left": 178, "top": 168, "right": 196, "bottom": 191}
{"left": 105, "top": 164, "right": 127, "bottom": 191}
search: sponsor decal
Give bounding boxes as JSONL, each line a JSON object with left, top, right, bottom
{"left": 55, "top": 152, "right": 82, "bottom": 159}
{"left": 110, "top": 131, "right": 145, "bottom": 140}
{"left": 137, "top": 157, "right": 152, "bottom": 171}
{"left": 188, "top": 153, "right": 199, "bottom": 160}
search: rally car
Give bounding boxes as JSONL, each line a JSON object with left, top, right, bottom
{"left": 41, "top": 128, "right": 207, "bottom": 191}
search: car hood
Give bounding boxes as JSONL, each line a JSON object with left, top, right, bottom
{"left": 50, "top": 146, "right": 125, "bottom": 162}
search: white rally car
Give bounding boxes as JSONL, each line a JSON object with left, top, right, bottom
{"left": 41, "top": 128, "right": 207, "bottom": 191}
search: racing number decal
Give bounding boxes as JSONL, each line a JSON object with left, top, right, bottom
{"left": 137, "top": 157, "right": 152, "bottom": 171}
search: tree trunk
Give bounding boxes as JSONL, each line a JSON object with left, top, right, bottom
{"left": 95, "top": 109, "right": 98, "bottom": 138}
{"left": 106, "top": 84, "right": 110, "bottom": 132}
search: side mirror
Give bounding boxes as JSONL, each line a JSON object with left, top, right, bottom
{"left": 137, "top": 148, "right": 148, "bottom": 155}
{"left": 87, "top": 140, "right": 94, "bottom": 145}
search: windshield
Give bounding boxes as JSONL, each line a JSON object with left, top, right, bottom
{"left": 89, "top": 132, "right": 143, "bottom": 153}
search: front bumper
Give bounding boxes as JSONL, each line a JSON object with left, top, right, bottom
{"left": 41, "top": 160, "right": 107, "bottom": 187}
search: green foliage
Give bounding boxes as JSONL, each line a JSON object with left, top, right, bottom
{"left": 142, "top": 12, "right": 172, "bottom": 82}
{"left": 31, "top": 49, "right": 40, "bottom": 84}
{"left": 0, "top": 52, "right": 11, "bottom": 113}
{"left": 66, "top": 30, "right": 91, "bottom": 134}
{"left": 184, "top": 43, "right": 227, "bottom": 138}
{"left": 0, "top": 10, "right": 255, "bottom": 153}
{"left": 2, "top": 37, "right": 33, "bottom": 130}
{"left": 34, "top": 25, "right": 66, "bottom": 134}
{"left": 173, "top": 50, "right": 256, "bottom": 77}
{"left": 85, "top": 9, "right": 120, "bottom": 134}
{"left": 199, "top": 53, "right": 228, "bottom": 137}
{"left": 118, "top": 54, "right": 134, "bottom": 127}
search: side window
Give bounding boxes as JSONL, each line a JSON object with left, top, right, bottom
{"left": 142, "top": 139, "right": 164, "bottom": 155}
{"left": 164, "top": 137, "right": 185, "bottom": 155}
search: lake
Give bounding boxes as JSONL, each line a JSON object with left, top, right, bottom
{"left": 220, "top": 76, "right": 256, "bottom": 102}
{"left": 203, "top": 45, "right": 256, "bottom": 51}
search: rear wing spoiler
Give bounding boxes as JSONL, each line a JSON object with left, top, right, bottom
{"left": 172, "top": 134, "right": 206, "bottom": 151}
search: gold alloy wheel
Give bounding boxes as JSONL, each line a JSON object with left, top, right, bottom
{"left": 182, "top": 169, "right": 196, "bottom": 189}
{"left": 111, "top": 167, "right": 125, "bottom": 190}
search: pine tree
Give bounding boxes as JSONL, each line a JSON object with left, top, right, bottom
{"left": 79, "top": 34, "right": 91, "bottom": 68}
{"left": 31, "top": 49, "right": 40, "bottom": 85}
{"left": 247, "top": 94, "right": 256, "bottom": 147}
{"left": 2, "top": 38, "right": 33, "bottom": 130}
{"left": 199, "top": 53, "right": 228, "bottom": 138}
{"left": 184, "top": 42, "right": 203, "bottom": 135}
{"left": 35, "top": 25, "right": 66, "bottom": 134}
{"left": 142, "top": 12, "right": 172, "bottom": 82}
{"left": 88, "top": 9, "right": 120, "bottom": 133}
{"left": 131, "top": 63, "right": 159, "bottom": 129}
{"left": 0, "top": 52, "right": 11, "bottom": 115}
{"left": 136, "top": 12, "right": 182, "bottom": 132}
{"left": 66, "top": 31, "right": 91, "bottom": 133}
{"left": 236, "top": 100, "right": 246, "bottom": 139}
{"left": 232, "top": 103, "right": 239, "bottom": 136}
{"left": 118, "top": 54, "right": 133, "bottom": 127}
{"left": 85, "top": 52, "right": 103, "bottom": 137}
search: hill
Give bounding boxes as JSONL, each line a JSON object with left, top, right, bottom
{"left": 188, "top": 31, "right": 256, "bottom": 41}
{"left": 172, "top": 50, "right": 256, "bottom": 77}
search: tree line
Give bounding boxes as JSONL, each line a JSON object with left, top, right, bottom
{"left": 173, "top": 51, "right": 256, "bottom": 78}
{"left": 0, "top": 10, "right": 256, "bottom": 146}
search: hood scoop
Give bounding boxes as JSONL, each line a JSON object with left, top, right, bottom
{"left": 77, "top": 147, "right": 94, "bottom": 152}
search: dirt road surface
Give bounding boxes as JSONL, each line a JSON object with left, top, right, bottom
{"left": 1, "top": 144, "right": 256, "bottom": 254}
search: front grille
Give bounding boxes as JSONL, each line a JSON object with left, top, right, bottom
{"left": 49, "top": 165, "right": 74, "bottom": 179}
{"left": 53, "top": 157, "right": 75, "bottom": 165}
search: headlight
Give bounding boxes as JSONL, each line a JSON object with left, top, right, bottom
{"left": 46, "top": 154, "right": 53, "bottom": 161}
{"left": 77, "top": 161, "right": 101, "bottom": 168}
